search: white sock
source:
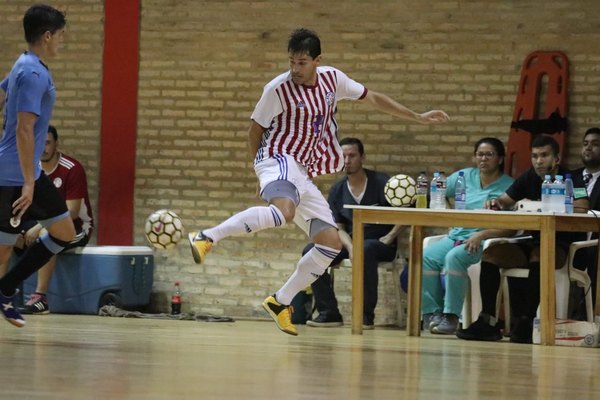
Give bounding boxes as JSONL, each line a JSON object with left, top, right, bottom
{"left": 202, "top": 205, "right": 285, "bottom": 244}
{"left": 275, "top": 244, "right": 340, "bottom": 305}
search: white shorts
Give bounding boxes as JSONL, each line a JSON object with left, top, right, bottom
{"left": 254, "top": 154, "right": 336, "bottom": 236}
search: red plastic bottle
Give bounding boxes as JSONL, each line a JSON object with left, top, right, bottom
{"left": 171, "top": 282, "right": 181, "bottom": 315}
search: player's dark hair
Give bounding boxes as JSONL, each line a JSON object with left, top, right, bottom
{"left": 47, "top": 124, "right": 58, "bottom": 141}
{"left": 340, "top": 137, "right": 364, "bottom": 156}
{"left": 584, "top": 127, "right": 600, "bottom": 138}
{"left": 23, "top": 4, "right": 66, "bottom": 45}
{"left": 531, "top": 134, "right": 560, "bottom": 156}
{"left": 474, "top": 137, "right": 506, "bottom": 171}
{"left": 288, "top": 28, "right": 321, "bottom": 59}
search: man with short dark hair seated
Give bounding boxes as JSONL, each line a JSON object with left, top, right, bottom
{"left": 303, "top": 137, "right": 401, "bottom": 329}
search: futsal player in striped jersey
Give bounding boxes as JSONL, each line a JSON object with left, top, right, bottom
{"left": 189, "top": 28, "right": 449, "bottom": 335}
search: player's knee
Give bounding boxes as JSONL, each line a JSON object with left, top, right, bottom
{"left": 281, "top": 208, "right": 295, "bottom": 223}
{"left": 58, "top": 227, "right": 76, "bottom": 243}
{"left": 48, "top": 220, "right": 76, "bottom": 243}
{"left": 331, "top": 236, "right": 343, "bottom": 252}
{"left": 314, "top": 230, "right": 342, "bottom": 252}
{"left": 263, "top": 180, "right": 299, "bottom": 224}
{"left": 309, "top": 219, "right": 340, "bottom": 247}
{"left": 268, "top": 199, "right": 295, "bottom": 223}
{"left": 39, "top": 233, "right": 72, "bottom": 255}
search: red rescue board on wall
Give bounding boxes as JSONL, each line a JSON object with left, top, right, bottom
{"left": 505, "top": 51, "right": 569, "bottom": 177}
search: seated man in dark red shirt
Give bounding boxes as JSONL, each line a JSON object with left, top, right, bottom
{"left": 14, "top": 125, "right": 94, "bottom": 314}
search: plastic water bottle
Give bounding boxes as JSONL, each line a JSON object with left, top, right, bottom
{"left": 454, "top": 171, "right": 467, "bottom": 210}
{"left": 437, "top": 172, "right": 447, "bottom": 209}
{"left": 552, "top": 175, "right": 565, "bottom": 213}
{"left": 430, "top": 172, "right": 446, "bottom": 209}
{"left": 416, "top": 171, "right": 428, "bottom": 208}
{"left": 171, "top": 281, "right": 182, "bottom": 315}
{"left": 541, "top": 175, "right": 552, "bottom": 212}
{"left": 564, "top": 173, "right": 574, "bottom": 214}
{"left": 429, "top": 172, "right": 439, "bottom": 209}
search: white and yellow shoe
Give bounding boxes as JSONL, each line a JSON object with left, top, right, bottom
{"left": 261, "top": 295, "right": 298, "bottom": 336}
{"left": 188, "top": 232, "right": 213, "bottom": 264}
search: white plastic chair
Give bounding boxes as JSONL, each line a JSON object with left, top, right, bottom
{"left": 422, "top": 234, "right": 533, "bottom": 327}
{"left": 496, "top": 239, "right": 597, "bottom": 331}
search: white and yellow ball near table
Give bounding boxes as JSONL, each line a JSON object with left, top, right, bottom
{"left": 384, "top": 174, "right": 417, "bottom": 207}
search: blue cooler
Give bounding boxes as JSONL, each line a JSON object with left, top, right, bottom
{"left": 22, "top": 246, "right": 154, "bottom": 314}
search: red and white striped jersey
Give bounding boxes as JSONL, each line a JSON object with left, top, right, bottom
{"left": 46, "top": 153, "right": 94, "bottom": 236}
{"left": 251, "top": 66, "right": 367, "bottom": 177}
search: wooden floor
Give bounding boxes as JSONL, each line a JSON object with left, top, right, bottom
{"left": 1, "top": 315, "right": 599, "bottom": 400}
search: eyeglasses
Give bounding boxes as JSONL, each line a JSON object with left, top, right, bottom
{"left": 475, "top": 152, "right": 497, "bottom": 159}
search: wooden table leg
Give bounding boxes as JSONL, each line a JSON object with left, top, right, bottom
{"left": 596, "top": 240, "right": 600, "bottom": 319}
{"left": 408, "top": 225, "right": 423, "bottom": 337}
{"left": 539, "top": 216, "right": 556, "bottom": 345}
{"left": 351, "top": 211, "right": 365, "bottom": 335}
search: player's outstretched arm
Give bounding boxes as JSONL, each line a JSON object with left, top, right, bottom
{"left": 360, "top": 90, "right": 450, "bottom": 124}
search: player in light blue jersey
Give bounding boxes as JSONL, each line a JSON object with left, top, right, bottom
{"left": 0, "top": 4, "right": 75, "bottom": 327}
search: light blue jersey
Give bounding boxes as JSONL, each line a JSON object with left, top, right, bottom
{"left": 445, "top": 167, "right": 514, "bottom": 240}
{"left": 0, "top": 52, "right": 56, "bottom": 186}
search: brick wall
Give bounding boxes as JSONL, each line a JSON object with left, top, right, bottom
{"left": 2, "top": 1, "right": 600, "bottom": 323}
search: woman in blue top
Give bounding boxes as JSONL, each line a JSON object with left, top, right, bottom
{"left": 422, "top": 137, "right": 515, "bottom": 334}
